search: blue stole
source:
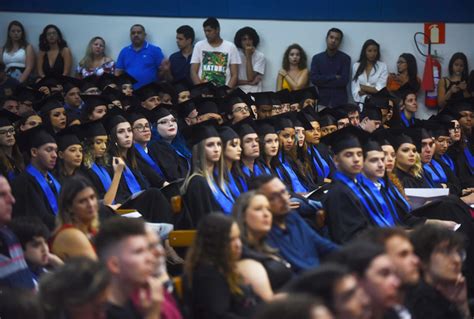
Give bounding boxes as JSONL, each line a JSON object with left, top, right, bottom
{"left": 26, "top": 164, "right": 61, "bottom": 215}
{"left": 440, "top": 154, "right": 455, "bottom": 172}
{"left": 242, "top": 163, "right": 271, "bottom": 178}
{"left": 423, "top": 160, "right": 447, "bottom": 184}
{"left": 134, "top": 143, "right": 166, "bottom": 179}
{"left": 123, "top": 165, "right": 142, "bottom": 194}
{"left": 358, "top": 175, "right": 397, "bottom": 225}
{"left": 7, "top": 171, "right": 15, "bottom": 182}
{"left": 308, "top": 145, "right": 330, "bottom": 178}
{"left": 209, "top": 179, "right": 234, "bottom": 214}
{"left": 463, "top": 147, "right": 474, "bottom": 175}
{"left": 400, "top": 111, "right": 415, "bottom": 128}
{"left": 334, "top": 172, "right": 394, "bottom": 227}
{"left": 91, "top": 163, "right": 112, "bottom": 190}
{"left": 380, "top": 178, "right": 412, "bottom": 213}
{"left": 278, "top": 153, "right": 308, "bottom": 193}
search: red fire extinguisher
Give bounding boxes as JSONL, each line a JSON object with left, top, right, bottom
{"left": 424, "top": 55, "right": 441, "bottom": 108}
{"left": 414, "top": 32, "right": 442, "bottom": 108}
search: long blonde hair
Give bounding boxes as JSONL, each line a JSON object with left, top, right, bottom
{"left": 79, "top": 36, "right": 106, "bottom": 69}
{"left": 181, "top": 137, "right": 228, "bottom": 195}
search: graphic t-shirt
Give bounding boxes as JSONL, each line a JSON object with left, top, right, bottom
{"left": 191, "top": 40, "right": 241, "bottom": 86}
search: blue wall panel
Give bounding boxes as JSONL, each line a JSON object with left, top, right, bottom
{"left": 1, "top": 0, "right": 473, "bottom": 22}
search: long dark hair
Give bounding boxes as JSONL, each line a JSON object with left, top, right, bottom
{"left": 282, "top": 44, "right": 307, "bottom": 71}
{"left": 353, "top": 39, "right": 380, "bottom": 81}
{"left": 399, "top": 53, "right": 420, "bottom": 92}
{"left": 39, "top": 24, "right": 68, "bottom": 51}
{"left": 108, "top": 117, "right": 138, "bottom": 169}
{"left": 4, "top": 21, "right": 28, "bottom": 51}
{"left": 448, "top": 52, "right": 469, "bottom": 81}
{"left": 185, "top": 213, "right": 243, "bottom": 295}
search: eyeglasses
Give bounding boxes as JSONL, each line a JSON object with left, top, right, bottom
{"left": 0, "top": 128, "right": 15, "bottom": 135}
{"left": 233, "top": 106, "right": 250, "bottom": 113}
{"left": 449, "top": 126, "right": 461, "bottom": 131}
{"left": 157, "top": 118, "right": 177, "bottom": 126}
{"left": 133, "top": 124, "right": 150, "bottom": 132}
{"left": 396, "top": 60, "right": 407, "bottom": 65}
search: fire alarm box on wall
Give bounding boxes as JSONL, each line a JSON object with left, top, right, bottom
{"left": 424, "top": 23, "right": 445, "bottom": 44}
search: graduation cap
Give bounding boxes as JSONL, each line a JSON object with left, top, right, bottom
{"left": 360, "top": 104, "right": 382, "bottom": 121}
{"left": 124, "top": 111, "right": 148, "bottom": 126}
{"left": 81, "top": 94, "right": 109, "bottom": 109}
{"left": 0, "top": 109, "right": 21, "bottom": 127}
{"left": 320, "top": 126, "right": 367, "bottom": 154}
{"left": 295, "top": 86, "right": 319, "bottom": 102}
{"left": 318, "top": 108, "right": 338, "bottom": 127}
{"left": 102, "top": 106, "right": 128, "bottom": 134}
{"left": 62, "top": 76, "right": 83, "bottom": 94}
{"left": 102, "top": 86, "right": 122, "bottom": 102}
{"left": 276, "top": 89, "right": 291, "bottom": 105}
{"left": 194, "top": 97, "right": 220, "bottom": 116}
{"left": 55, "top": 125, "right": 81, "bottom": 152}
{"left": 270, "top": 113, "right": 294, "bottom": 131}
{"left": 362, "top": 138, "right": 383, "bottom": 155}
{"left": 186, "top": 120, "right": 220, "bottom": 146}
{"left": 232, "top": 121, "right": 256, "bottom": 138}
{"left": 117, "top": 72, "right": 137, "bottom": 86}
{"left": 449, "top": 99, "right": 472, "bottom": 115}
{"left": 217, "top": 126, "right": 239, "bottom": 144}
{"left": 254, "top": 119, "right": 276, "bottom": 137}
{"left": 295, "top": 111, "right": 314, "bottom": 130}
{"left": 301, "top": 105, "right": 320, "bottom": 122}
{"left": 149, "top": 107, "right": 172, "bottom": 124}
{"left": 97, "top": 73, "right": 118, "bottom": 90}
{"left": 77, "top": 120, "right": 107, "bottom": 140}
{"left": 14, "top": 86, "right": 38, "bottom": 102}
{"left": 176, "top": 99, "right": 197, "bottom": 119}
{"left": 173, "top": 79, "right": 190, "bottom": 94}
{"left": 366, "top": 88, "right": 394, "bottom": 109}
{"left": 190, "top": 82, "right": 215, "bottom": 98}
{"left": 251, "top": 92, "right": 273, "bottom": 108}
{"left": 135, "top": 83, "right": 160, "bottom": 101}
{"left": 33, "top": 75, "right": 63, "bottom": 91}
{"left": 18, "top": 125, "right": 56, "bottom": 152}
{"left": 80, "top": 75, "right": 101, "bottom": 93}
{"left": 120, "top": 95, "right": 141, "bottom": 110}
{"left": 220, "top": 89, "right": 248, "bottom": 115}
{"left": 33, "top": 94, "right": 64, "bottom": 114}
{"left": 213, "top": 85, "right": 231, "bottom": 99}
{"left": 384, "top": 128, "right": 415, "bottom": 151}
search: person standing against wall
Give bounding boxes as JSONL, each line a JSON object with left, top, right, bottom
{"left": 115, "top": 24, "right": 165, "bottom": 89}
{"left": 190, "top": 17, "right": 241, "bottom": 88}
{"left": 167, "top": 25, "right": 195, "bottom": 84}
{"left": 310, "top": 28, "right": 351, "bottom": 108}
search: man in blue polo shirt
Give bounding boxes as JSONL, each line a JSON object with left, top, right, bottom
{"left": 115, "top": 24, "right": 165, "bottom": 89}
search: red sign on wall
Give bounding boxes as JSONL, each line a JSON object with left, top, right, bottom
{"left": 424, "top": 23, "right": 445, "bottom": 44}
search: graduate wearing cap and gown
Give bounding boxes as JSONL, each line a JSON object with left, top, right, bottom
{"left": 14, "top": 86, "right": 38, "bottom": 116}
{"left": 251, "top": 92, "right": 273, "bottom": 119}
{"left": 80, "top": 94, "right": 109, "bottom": 123}
{"left": 62, "top": 76, "right": 84, "bottom": 118}
{"left": 322, "top": 126, "right": 390, "bottom": 243}
{"left": 34, "top": 94, "right": 68, "bottom": 135}
{"left": 0, "top": 110, "right": 24, "bottom": 181}
{"left": 104, "top": 113, "right": 173, "bottom": 223}
{"left": 173, "top": 79, "right": 191, "bottom": 105}
{"left": 52, "top": 125, "right": 83, "bottom": 183}
{"left": 11, "top": 126, "right": 61, "bottom": 230}
{"left": 220, "top": 88, "right": 252, "bottom": 125}
{"left": 181, "top": 122, "right": 235, "bottom": 227}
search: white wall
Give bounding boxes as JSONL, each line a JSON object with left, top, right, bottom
{"left": 1, "top": 12, "right": 473, "bottom": 118}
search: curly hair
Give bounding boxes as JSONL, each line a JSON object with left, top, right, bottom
{"left": 4, "top": 20, "right": 28, "bottom": 51}
{"left": 234, "top": 26, "right": 260, "bottom": 49}
{"left": 282, "top": 44, "right": 307, "bottom": 71}
{"left": 184, "top": 213, "right": 243, "bottom": 295}
{"left": 82, "top": 136, "right": 110, "bottom": 169}
{"left": 39, "top": 24, "right": 68, "bottom": 51}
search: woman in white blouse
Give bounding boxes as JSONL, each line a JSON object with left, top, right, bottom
{"left": 351, "top": 39, "right": 388, "bottom": 104}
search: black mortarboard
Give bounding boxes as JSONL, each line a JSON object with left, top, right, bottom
{"left": 366, "top": 88, "right": 394, "bottom": 109}
{"left": 135, "top": 83, "right": 160, "bottom": 101}
{"left": 14, "top": 86, "right": 37, "bottom": 102}
{"left": 251, "top": 92, "right": 273, "bottom": 107}
{"left": 424, "top": 118, "right": 450, "bottom": 138}
{"left": 361, "top": 104, "right": 382, "bottom": 121}
{"left": 321, "top": 126, "right": 367, "bottom": 154}
{"left": 81, "top": 94, "right": 109, "bottom": 109}
{"left": 117, "top": 72, "right": 137, "bottom": 86}
{"left": 62, "top": 76, "right": 83, "bottom": 94}
{"left": 385, "top": 128, "right": 415, "bottom": 151}
{"left": 104, "top": 114, "right": 128, "bottom": 134}
{"left": 233, "top": 122, "right": 256, "bottom": 138}
{"left": 120, "top": 95, "right": 141, "bottom": 110}
{"left": 255, "top": 119, "right": 276, "bottom": 137}
{"left": 0, "top": 109, "right": 21, "bottom": 127}
{"left": 217, "top": 126, "right": 239, "bottom": 144}
{"left": 125, "top": 111, "right": 147, "bottom": 126}
{"left": 19, "top": 125, "right": 56, "bottom": 151}
{"left": 81, "top": 75, "right": 100, "bottom": 93}
{"left": 271, "top": 113, "right": 294, "bottom": 131}
{"left": 319, "top": 114, "right": 337, "bottom": 127}
{"left": 187, "top": 120, "right": 220, "bottom": 146}
{"left": 33, "top": 94, "right": 64, "bottom": 114}
{"left": 77, "top": 120, "right": 107, "bottom": 140}
{"left": 190, "top": 82, "right": 215, "bottom": 98}
{"left": 97, "top": 73, "right": 118, "bottom": 90}
{"left": 195, "top": 97, "right": 220, "bottom": 116}
{"left": 295, "top": 111, "right": 314, "bottom": 130}
{"left": 362, "top": 139, "right": 383, "bottom": 154}
{"left": 34, "top": 75, "right": 63, "bottom": 91}
{"left": 449, "top": 99, "right": 472, "bottom": 115}
{"left": 102, "top": 86, "right": 122, "bottom": 102}
{"left": 220, "top": 89, "right": 247, "bottom": 115}
{"left": 176, "top": 99, "right": 197, "bottom": 119}
{"left": 276, "top": 89, "right": 291, "bottom": 104}
{"left": 149, "top": 107, "right": 172, "bottom": 123}
{"left": 173, "top": 79, "right": 190, "bottom": 94}
{"left": 301, "top": 105, "right": 320, "bottom": 122}
{"left": 56, "top": 125, "right": 81, "bottom": 151}
{"left": 295, "top": 86, "right": 319, "bottom": 101}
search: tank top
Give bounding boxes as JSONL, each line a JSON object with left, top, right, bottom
{"left": 42, "top": 50, "right": 65, "bottom": 76}
{"left": 3, "top": 48, "right": 26, "bottom": 69}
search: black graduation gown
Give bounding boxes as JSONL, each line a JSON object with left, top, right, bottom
{"left": 448, "top": 143, "right": 474, "bottom": 188}
{"left": 182, "top": 175, "right": 222, "bottom": 228}
{"left": 148, "top": 140, "right": 189, "bottom": 182}
{"left": 425, "top": 159, "right": 463, "bottom": 196}
{"left": 323, "top": 180, "right": 374, "bottom": 244}
{"left": 394, "top": 168, "right": 431, "bottom": 188}
{"left": 11, "top": 172, "right": 57, "bottom": 230}
{"left": 131, "top": 146, "right": 166, "bottom": 188}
